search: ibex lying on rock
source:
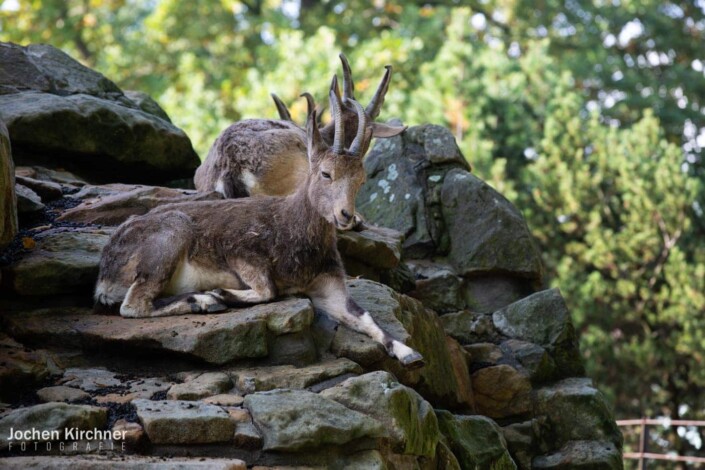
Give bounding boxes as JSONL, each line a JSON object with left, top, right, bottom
{"left": 193, "top": 54, "right": 406, "bottom": 199}
{"left": 94, "top": 81, "right": 424, "bottom": 369}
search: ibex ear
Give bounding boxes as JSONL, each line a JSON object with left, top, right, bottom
{"left": 306, "top": 108, "right": 324, "bottom": 163}
{"left": 371, "top": 122, "right": 407, "bottom": 138}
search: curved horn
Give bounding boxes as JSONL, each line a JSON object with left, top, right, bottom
{"left": 348, "top": 99, "right": 368, "bottom": 157}
{"left": 271, "top": 93, "right": 292, "bottom": 121}
{"left": 329, "top": 75, "right": 345, "bottom": 154}
{"left": 339, "top": 53, "right": 355, "bottom": 100}
{"left": 365, "top": 65, "right": 392, "bottom": 119}
{"left": 300, "top": 92, "right": 315, "bottom": 119}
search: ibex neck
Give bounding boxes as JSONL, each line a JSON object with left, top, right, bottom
{"left": 286, "top": 178, "right": 335, "bottom": 239}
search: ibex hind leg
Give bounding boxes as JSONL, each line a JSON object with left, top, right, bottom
{"left": 207, "top": 259, "right": 276, "bottom": 307}
{"left": 118, "top": 212, "right": 226, "bottom": 318}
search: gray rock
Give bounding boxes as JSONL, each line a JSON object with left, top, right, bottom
{"left": 502, "top": 419, "right": 547, "bottom": 470}
{"left": 61, "top": 368, "right": 122, "bottom": 392}
{"left": 535, "top": 378, "right": 623, "bottom": 449}
{"left": 16, "top": 165, "right": 87, "bottom": 187}
{"left": 15, "top": 183, "right": 44, "bottom": 213}
{"left": 441, "top": 310, "right": 502, "bottom": 344}
{"left": 441, "top": 169, "right": 542, "bottom": 279}
{"left": 501, "top": 339, "right": 557, "bottom": 384}
{"left": 0, "top": 42, "right": 121, "bottom": 97}
{"left": 321, "top": 371, "right": 439, "bottom": 457}
{"left": 356, "top": 131, "right": 434, "bottom": 256}
{"left": 533, "top": 440, "right": 623, "bottom": 470}
{"left": 406, "top": 260, "right": 464, "bottom": 313}
{"left": 464, "top": 342, "right": 503, "bottom": 367}
{"left": 0, "top": 119, "right": 16, "bottom": 249}
{"left": 167, "top": 372, "right": 232, "bottom": 400}
{"left": 15, "top": 175, "right": 63, "bottom": 201}
{"left": 463, "top": 275, "right": 534, "bottom": 313}
{"left": 124, "top": 90, "right": 172, "bottom": 122}
{"left": 132, "top": 399, "right": 235, "bottom": 444}
{"left": 493, "top": 289, "right": 584, "bottom": 377}
{"left": 0, "top": 91, "right": 199, "bottom": 184}
{"left": 337, "top": 225, "right": 402, "bottom": 269}
{"left": 436, "top": 411, "right": 517, "bottom": 470}
{"left": 416, "top": 124, "right": 468, "bottom": 166}
{"left": 0, "top": 456, "right": 247, "bottom": 469}
{"left": 2, "top": 227, "right": 112, "bottom": 295}
{"left": 36, "top": 386, "right": 90, "bottom": 403}
{"left": 471, "top": 364, "right": 533, "bottom": 419}
{"left": 228, "top": 358, "right": 362, "bottom": 394}
{"left": 244, "top": 389, "right": 384, "bottom": 451}
{"left": 0, "top": 334, "right": 58, "bottom": 402}
{"left": 0, "top": 402, "right": 107, "bottom": 450}
{"left": 233, "top": 420, "right": 262, "bottom": 449}
{"left": 58, "top": 184, "right": 222, "bottom": 226}
{"left": 5, "top": 298, "right": 314, "bottom": 364}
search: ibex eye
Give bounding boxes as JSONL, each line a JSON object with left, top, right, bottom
{"left": 321, "top": 171, "right": 332, "bottom": 179}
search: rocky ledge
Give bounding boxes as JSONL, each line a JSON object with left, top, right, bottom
{"left": 0, "top": 42, "right": 623, "bottom": 469}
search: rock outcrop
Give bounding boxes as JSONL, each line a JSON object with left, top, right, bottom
{"left": 0, "top": 45, "right": 622, "bottom": 469}
{"left": 0, "top": 42, "right": 199, "bottom": 184}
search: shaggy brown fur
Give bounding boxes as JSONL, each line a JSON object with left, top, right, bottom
{"left": 95, "top": 92, "right": 424, "bottom": 369}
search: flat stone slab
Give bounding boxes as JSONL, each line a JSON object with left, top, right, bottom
{"left": 2, "top": 227, "right": 112, "bottom": 296}
{"left": 228, "top": 358, "right": 362, "bottom": 394}
{"left": 5, "top": 298, "right": 314, "bottom": 365}
{"left": 132, "top": 399, "right": 235, "bottom": 444}
{"left": 337, "top": 225, "right": 402, "bottom": 269}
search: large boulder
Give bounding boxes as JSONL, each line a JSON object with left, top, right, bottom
{"left": 493, "top": 288, "right": 585, "bottom": 377}
{"left": 535, "top": 378, "right": 623, "bottom": 450}
{"left": 321, "top": 371, "right": 440, "bottom": 457}
{"left": 436, "top": 410, "right": 517, "bottom": 470}
{"left": 0, "top": 119, "right": 16, "bottom": 250}
{"left": 440, "top": 169, "right": 542, "bottom": 279}
{"left": 244, "top": 389, "right": 384, "bottom": 451}
{"left": 0, "top": 42, "right": 199, "bottom": 184}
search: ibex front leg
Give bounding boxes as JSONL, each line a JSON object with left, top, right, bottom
{"left": 307, "top": 274, "right": 424, "bottom": 369}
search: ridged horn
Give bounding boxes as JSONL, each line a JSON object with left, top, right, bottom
{"left": 348, "top": 99, "right": 368, "bottom": 157}
{"left": 271, "top": 93, "right": 292, "bottom": 121}
{"left": 365, "top": 65, "right": 392, "bottom": 119}
{"left": 339, "top": 53, "right": 355, "bottom": 100}
{"left": 329, "top": 75, "right": 345, "bottom": 154}
{"left": 300, "top": 92, "right": 315, "bottom": 119}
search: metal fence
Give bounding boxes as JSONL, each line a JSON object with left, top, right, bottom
{"left": 617, "top": 418, "right": 705, "bottom": 468}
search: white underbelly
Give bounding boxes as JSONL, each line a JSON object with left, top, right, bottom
{"left": 165, "top": 260, "right": 239, "bottom": 295}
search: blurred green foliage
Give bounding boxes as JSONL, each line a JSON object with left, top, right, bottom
{"left": 2, "top": 0, "right": 705, "bottom": 459}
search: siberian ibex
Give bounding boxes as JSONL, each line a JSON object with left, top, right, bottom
{"left": 94, "top": 80, "right": 424, "bottom": 369}
{"left": 193, "top": 54, "right": 406, "bottom": 199}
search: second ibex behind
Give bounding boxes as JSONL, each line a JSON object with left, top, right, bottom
{"left": 94, "top": 78, "right": 424, "bottom": 369}
{"left": 194, "top": 54, "right": 406, "bottom": 200}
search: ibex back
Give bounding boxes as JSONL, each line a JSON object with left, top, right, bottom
{"left": 94, "top": 80, "right": 424, "bottom": 369}
{"left": 193, "top": 54, "right": 405, "bottom": 199}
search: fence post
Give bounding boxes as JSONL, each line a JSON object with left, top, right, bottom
{"left": 638, "top": 417, "right": 648, "bottom": 470}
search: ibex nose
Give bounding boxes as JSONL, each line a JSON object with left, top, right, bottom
{"left": 340, "top": 209, "right": 353, "bottom": 223}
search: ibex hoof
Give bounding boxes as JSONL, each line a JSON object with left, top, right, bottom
{"left": 187, "top": 294, "right": 227, "bottom": 314}
{"left": 400, "top": 351, "right": 425, "bottom": 370}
